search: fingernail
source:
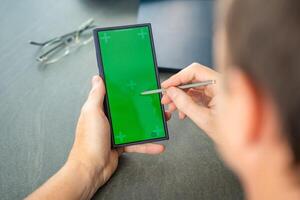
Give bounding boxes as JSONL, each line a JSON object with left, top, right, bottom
{"left": 92, "top": 75, "right": 100, "bottom": 85}
{"left": 161, "top": 95, "right": 166, "bottom": 103}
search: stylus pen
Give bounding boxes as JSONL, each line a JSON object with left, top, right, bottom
{"left": 141, "top": 80, "right": 216, "bottom": 95}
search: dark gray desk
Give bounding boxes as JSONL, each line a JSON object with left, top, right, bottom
{"left": 0, "top": 0, "right": 243, "bottom": 199}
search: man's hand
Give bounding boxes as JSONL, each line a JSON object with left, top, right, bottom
{"left": 161, "top": 63, "right": 221, "bottom": 143}
{"left": 68, "top": 75, "right": 165, "bottom": 190}
{"left": 26, "top": 75, "right": 165, "bottom": 200}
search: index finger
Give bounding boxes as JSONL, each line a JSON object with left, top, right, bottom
{"left": 122, "top": 143, "right": 165, "bottom": 155}
{"left": 161, "top": 63, "right": 217, "bottom": 88}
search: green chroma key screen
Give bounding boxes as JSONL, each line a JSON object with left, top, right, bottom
{"left": 94, "top": 24, "right": 168, "bottom": 147}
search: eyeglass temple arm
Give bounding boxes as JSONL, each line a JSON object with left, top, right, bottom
{"left": 29, "top": 24, "right": 95, "bottom": 47}
{"left": 29, "top": 30, "right": 78, "bottom": 46}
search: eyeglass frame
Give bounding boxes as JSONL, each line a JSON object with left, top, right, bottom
{"left": 29, "top": 18, "right": 96, "bottom": 64}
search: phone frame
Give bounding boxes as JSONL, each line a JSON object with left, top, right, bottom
{"left": 93, "top": 23, "right": 169, "bottom": 148}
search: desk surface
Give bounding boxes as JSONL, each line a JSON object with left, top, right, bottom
{"left": 0, "top": 0, "right": 243, "bottom": 199}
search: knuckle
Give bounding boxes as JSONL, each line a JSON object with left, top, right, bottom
{"left": 181, "top": 63, "right": 199, "bottom": 74}
{"left": 190, "top": 63, "right": 200, "bottom": 70}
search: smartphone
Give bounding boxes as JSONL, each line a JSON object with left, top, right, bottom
{"left": 93, "top": 24, "right": 169, "bottom": 147}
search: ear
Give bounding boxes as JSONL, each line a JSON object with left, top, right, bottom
{"left": 226, "top": 67, "right": 262, "bottom": 146}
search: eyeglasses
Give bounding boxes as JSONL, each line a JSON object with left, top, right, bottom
{"left": 30, "top": 18, "right": 96, "bottom": 64}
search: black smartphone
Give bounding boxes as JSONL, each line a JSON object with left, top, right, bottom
{"left": 93, "top": 24, "right": 169, "bottom": 147}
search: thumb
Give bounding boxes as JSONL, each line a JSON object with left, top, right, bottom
{"left": 87, "top": 75, "right": 106, "bottom": 108}
{"left": 166, "top": 87, "right": 210, "bottom": 127}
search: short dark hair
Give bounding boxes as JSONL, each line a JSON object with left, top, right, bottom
{"left": 224, "top": 0, "right": 300, "bottom": 162}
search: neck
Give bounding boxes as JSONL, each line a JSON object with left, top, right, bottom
{"left": 241, "top": 148, "right": 300, "bottom": 200}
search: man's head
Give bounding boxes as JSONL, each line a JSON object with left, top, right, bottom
{"left": 215, "top": 0, "right": 300, "bottom": 177}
